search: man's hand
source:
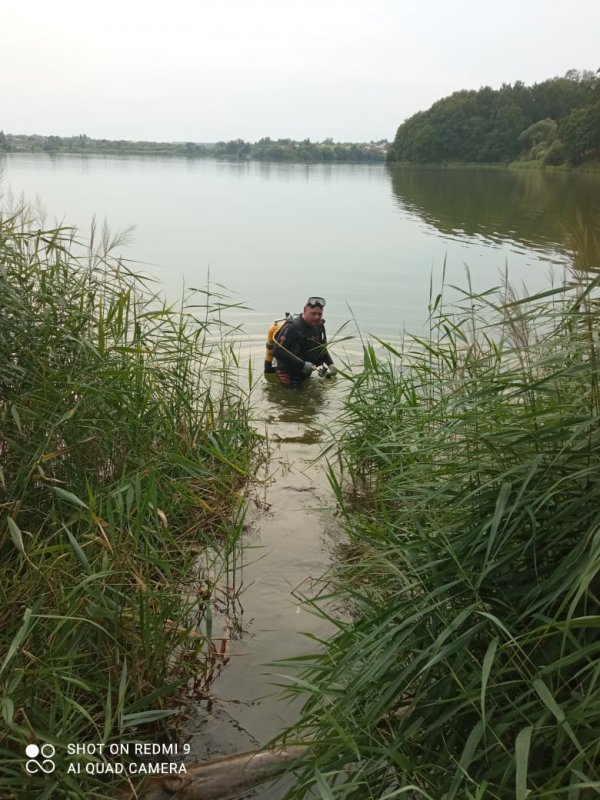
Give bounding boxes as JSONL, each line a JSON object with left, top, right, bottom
{"left": 317, "top": 364, "right": 337, "bottom": 377}
{"left": 302, "top": 361, "right": 316, "bottom": 377}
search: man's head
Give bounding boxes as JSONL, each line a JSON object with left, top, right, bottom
{"left": 302, "top": 296, "right": 325, "bottom": 327}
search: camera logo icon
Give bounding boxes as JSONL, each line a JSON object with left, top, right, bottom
{"left": 25, "top": 743, "right": 56, "bottom": 774}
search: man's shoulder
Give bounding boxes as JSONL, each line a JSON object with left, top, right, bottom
{"left": 275, "top": 316, "right": 299, "bottom": 343}
{"left": 277, "top": 315, "right": 325, "bottom": 340}
{"left": 279, "top": 315, "right": 303, "bottom": 334}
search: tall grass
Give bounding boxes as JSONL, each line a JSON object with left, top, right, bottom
{"left": 0, "top": 207, "right": 258, "bottom": 798}
{"left": 280, "top": 260, "right": 600, "bottom": 798}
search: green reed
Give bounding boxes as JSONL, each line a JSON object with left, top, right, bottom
{"left": 0, "top": 208, "right": 259, "bottom": 798}
{"left": 279, "top": 261, "right": 600, "bottom": 798}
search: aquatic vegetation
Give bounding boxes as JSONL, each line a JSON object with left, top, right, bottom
{"left": 0, "top": 208, "right": 259, "bottom": 798}
{"left": 281, "top": 262, "right": 600, "bottom": 797}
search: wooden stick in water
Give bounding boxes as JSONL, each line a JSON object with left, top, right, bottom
{"left": 126, "top": 746, "right": 308, "bottom": 800}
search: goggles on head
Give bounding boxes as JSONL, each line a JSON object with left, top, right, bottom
{"left": 306, "top": 296, "right": 326, "bottom": 308}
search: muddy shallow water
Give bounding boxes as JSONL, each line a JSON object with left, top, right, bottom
{"left": 186, "top": 375, "right": 344, "bottom": 798}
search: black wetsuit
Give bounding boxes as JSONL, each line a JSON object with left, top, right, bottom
{"left": 273, "top": 315, "right": 333, "bottom": 386}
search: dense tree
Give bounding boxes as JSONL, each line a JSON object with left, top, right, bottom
{"left": 2, "top": 133, "right": 384, "bottom": 163}
{"left": 518, "top": 118, "right": 558, "bottom": 159}
{"left": 387, "top": 70, "right": 600, "bottom": 167}
{"left": 559, "top": 100, "right": 600, "bottom": 165}
{"left": 43, "top": 135, "right": 63, "bottom": 152}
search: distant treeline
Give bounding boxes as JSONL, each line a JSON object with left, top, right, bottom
{"left": 0, "top": 131, "right": 388, "bottom": 163}
{"left": 387, "top": 69, "right": 600, "bottom": 167}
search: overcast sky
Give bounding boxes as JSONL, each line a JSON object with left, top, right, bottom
{"left": 2, "top": 0, "right": 598, "bottom": 144}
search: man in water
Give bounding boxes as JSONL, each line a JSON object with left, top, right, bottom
{"left": 273, "top": 296, "right": 337, "bottom": 386}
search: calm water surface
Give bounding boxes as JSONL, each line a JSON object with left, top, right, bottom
{"left": 3, "top": 154, "right": 597, "bottom": 353}
{"left": 2, "top": 154, "right": 598, "bottom": 796}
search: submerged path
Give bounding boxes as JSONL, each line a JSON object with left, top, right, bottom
{"left": 186, "top": 377, "right": 342, "bottom": 798}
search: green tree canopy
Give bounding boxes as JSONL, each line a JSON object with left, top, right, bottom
{"left": 387, "top": 70, "right": 600, "bottom": 167}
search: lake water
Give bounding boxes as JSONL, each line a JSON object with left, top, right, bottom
{"left": 2, "top": 153, "right": 598, "bottom": 796}
{"left": 3, "top": 153, "right": 597, "bottom": 359}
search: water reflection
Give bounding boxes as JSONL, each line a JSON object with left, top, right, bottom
{"left": 388, "top": 165, "right": 600, "bottom": 267}
{"left": 260, "top": 374, "right": 333, "bottom": 442}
